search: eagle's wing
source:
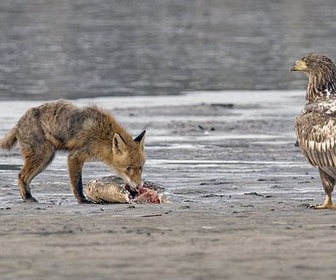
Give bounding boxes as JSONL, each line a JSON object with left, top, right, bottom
{"left": 295, "top": 100, "right": 336, "bottom": 168}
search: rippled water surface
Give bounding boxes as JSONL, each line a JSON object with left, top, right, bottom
{"left": 1, "top": 0, "right": 336, "bottom": 100}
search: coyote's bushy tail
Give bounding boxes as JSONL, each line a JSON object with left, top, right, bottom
{"left": 0, "top": 126, "right": 18, "bottom": 150}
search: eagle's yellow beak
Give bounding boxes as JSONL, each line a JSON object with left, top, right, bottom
{"left": 290, "top": 59, "right": 308, "bottom": 71}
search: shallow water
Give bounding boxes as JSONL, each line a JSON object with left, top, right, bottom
{"left": 1, "top": 0, "right": 336, "bottom": 100}
{"left": 0, "top": 91, "right": 321, "bottom": 205}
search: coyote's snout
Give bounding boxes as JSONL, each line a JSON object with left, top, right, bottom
{"left": 0, "top": 100, "right": 146, "bottom": 203}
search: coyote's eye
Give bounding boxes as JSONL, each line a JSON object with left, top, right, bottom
{"left": 139, "top": 166, "right": 143, "bottom": 171}
{"left": 126, "top": 166, "right": 132, "bottom": 173}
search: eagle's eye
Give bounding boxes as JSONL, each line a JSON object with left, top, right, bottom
{"left": 302, "top": 57, "right": 309, "bottom": 64}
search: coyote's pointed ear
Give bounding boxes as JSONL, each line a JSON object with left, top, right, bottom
{"left": 112, "top": 133, "right": 127, "bottom": 154}
{"left": 134, "top": 130, "right": 146, "bottom": 151}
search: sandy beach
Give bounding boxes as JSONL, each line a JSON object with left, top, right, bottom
{"left": 1, "top": 91, "right": 335, "bottom": 280}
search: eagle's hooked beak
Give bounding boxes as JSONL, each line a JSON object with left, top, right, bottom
{"left": 290, "top": 59, "right": 308, "bottom": 72}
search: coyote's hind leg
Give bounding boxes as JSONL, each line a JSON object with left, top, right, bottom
{"left": 18, "top": 143, "right": 55, "bottom": 202}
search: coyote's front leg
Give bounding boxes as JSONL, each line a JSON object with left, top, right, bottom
{"left": 67, "top": 152, "right": 91, "bottom": 204}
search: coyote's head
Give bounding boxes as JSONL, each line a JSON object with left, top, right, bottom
{"left": 111, "top": 130, "right": 146, "bottom": 192}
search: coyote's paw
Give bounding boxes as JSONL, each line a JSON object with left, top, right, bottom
{"left": 23, "top": 195, "right": 38, "bottom": 203}
{"left": 78, "top": 198, "right": 92, "bottom": 204}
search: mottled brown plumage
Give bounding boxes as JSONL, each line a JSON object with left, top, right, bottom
{"left": 291, "top": 53, "right": 336, "bottom": 209}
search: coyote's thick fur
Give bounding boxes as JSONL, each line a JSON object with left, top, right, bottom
{"left": 0, "top": 100, "right": 146, "bottom": 203}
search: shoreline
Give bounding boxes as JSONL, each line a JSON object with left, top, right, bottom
{"left": 1, "top": 90, "right": 334, "bottom": 280}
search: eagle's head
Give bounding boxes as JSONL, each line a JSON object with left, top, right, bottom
{"left": 290, "top": 53, "right": 335, "bottom": 75}
{"left": 291, "top": 53, "right": 336, "bottom": 102}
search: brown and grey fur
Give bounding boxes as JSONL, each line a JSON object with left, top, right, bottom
{"left": 0, "top": 100, "right": 146, "bottom": 203}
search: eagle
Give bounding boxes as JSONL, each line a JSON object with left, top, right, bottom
{"left": 291, "top": 53, "right": 336, "bottom": 209}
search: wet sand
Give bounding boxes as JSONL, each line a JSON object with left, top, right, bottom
{"left": 1, "top": 91, "right": 335, "bottom": 280}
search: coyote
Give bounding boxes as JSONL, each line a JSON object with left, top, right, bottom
{"left": 0, "top": 100, "right": 146, "bottom": 203}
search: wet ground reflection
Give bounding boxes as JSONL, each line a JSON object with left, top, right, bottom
{"left": 0, "top": 91, "right": 320, "bottom": 205}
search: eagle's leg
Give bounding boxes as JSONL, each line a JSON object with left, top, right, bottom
{"left": 311, "top": 169, "right": 336, "bottom": 209}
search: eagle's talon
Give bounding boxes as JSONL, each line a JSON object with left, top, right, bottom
{"left": 309, "top": 202, "right": 336, "bottom": 210}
